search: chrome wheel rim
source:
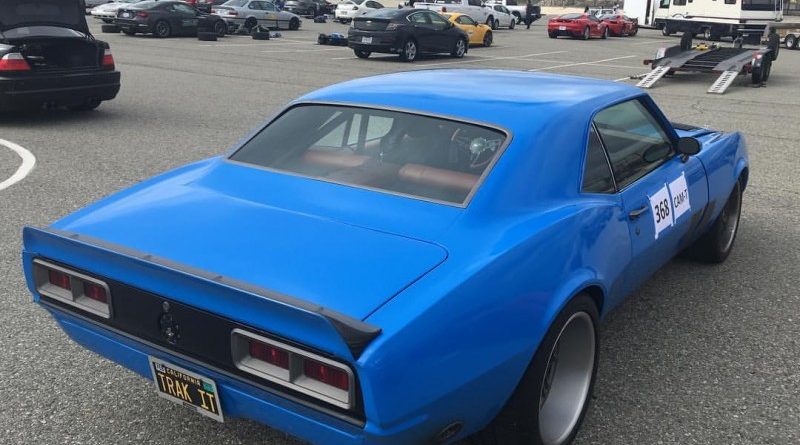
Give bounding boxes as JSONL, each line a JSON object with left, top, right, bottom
{"left": 405, "top": 41, "right": 416, "bottom": 60}
{"left": 456, "top": 39, "right": 465, "bottom": 56}
{"left": 719, "top": 185, "right": 741, "bottom": 252}
{"left": 538, "top": 312, "right": 595, "bottom": 445}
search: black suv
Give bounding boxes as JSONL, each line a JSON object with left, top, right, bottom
{"left": 0, "top": 0, "right": 121, "bottom": 112}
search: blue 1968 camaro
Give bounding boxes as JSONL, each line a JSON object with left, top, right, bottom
{"left": 22, "top": 70, "right": 748, "bottom": 445}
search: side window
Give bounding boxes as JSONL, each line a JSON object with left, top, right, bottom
{"left": 673, "top": 0, "right": 687, "bottom": 5}
{"left": 264, "top": 2, "right": 277, "bottom": 11}
{"left": 582, "top": 126, "right": 615, "bottom": 194}
{"left": 174, "top": 3, "right": 197, "bottom": 13}
{"left": 507, "top": 0, "right": 517, "bottom": 5}
{"left": 468, "top": 0, "right": 482, "bottom": 6}
{"left": 659, "top": 0, "right": 670, "bottom": 7}
{"left": 589, "top": 15, "right": 599, "bottom": 21}
{"left": 428, "top": 12, "right": 449, "bottom": 25}
{"left": 410, "top": 12, "right": 430, "bottom": 24}
{"left": 593, "top": 100, "right": 674, "bottom": 189}
{"left": 724, "top": 0, "right": 736, "bottom": 4}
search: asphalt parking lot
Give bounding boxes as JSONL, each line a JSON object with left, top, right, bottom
{"left": 1, "top": 16, "right": 799, "bottom": 445}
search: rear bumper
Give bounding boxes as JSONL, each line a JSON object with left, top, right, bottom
{"left": 548, "top": 25, "right": 582, "bottom": 36}
{"left": 347, "top": 30, "right": 401, "bottom": 54}
{"left": 0, "top": 70, "right": 120, "bottom": 112}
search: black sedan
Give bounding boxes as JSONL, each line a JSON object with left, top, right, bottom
{"left": 348, "top": 9, "right": 468, "bottom": 62}
{"left": 0, "top": 0, "right": 120, "bottom": 112}
{"left": 114, "top": 1, "right": 227, "bottom": 38}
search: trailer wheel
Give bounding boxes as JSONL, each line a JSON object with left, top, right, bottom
{"left": 786, "top": 35, "right": 797, "bottom": 49}
{"left": 767, "top": 32, "right": 780, "bottom": 60}
{"left": 680, "top": 32, "right": 692, "bottom": 51}
{"left": 662, "top": 24, "right": 673, "bottom": 36}
{"left": 752, "top": 57, "right": 771, "bottom": 85}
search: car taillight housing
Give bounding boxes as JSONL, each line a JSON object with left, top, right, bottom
{"left": 352, "top": 5, "right": 359, "bottom": 9}
{"left": 386, "top": 22, "right": 399, "bottom": 30}
{"left": 136, "top": 11, "right": 148, "bottom": 17}
{"left": 102, "top": 49, "right": 115, "bottom": 70}
{"left": 0, "top": 53, "right": 31, "bottom": 72}
{"left": 32, "top": 259, "right": 112, "bottom": 319}
{"left": 231, "top": 328, "right": 354, "bottom": 409}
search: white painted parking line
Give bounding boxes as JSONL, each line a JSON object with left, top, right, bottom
{"left": 0, "top": 139, "right": 35, "bottom": 191}
{"left": 261, "top": 47, "right": 346, "bottom": 54}
{"left": 631, "top": 39, "right": 671, "bottom": 46}
{"left": 528, "top": 55, "right": 637, "bottom": 72}
{"left": 201, "top": 41, "right": 316, "bottom": 47}
{"left": 411, "top": 51, "right": 568, "bottom": 68}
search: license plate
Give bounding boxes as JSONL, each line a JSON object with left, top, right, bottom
{"left": 362, "top": 36, "right": 373, "bottom": 44}
{"left": 559, "top": 26, "right": 566, "bottom": 30}
{"left": 148, "top": 356, "right": 224, "bottom": 422}
{"left": 121, "top": 12, "right": 131, "bottom": 18}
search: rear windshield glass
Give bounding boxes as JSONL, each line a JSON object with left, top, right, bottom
{"left": 560, "top": 13, "right": 583, "bottom": 19}
{"left": 131, "top": 1, "right": 160, "bottom": 9}
{"left": 229, "top": 105, "right": 507, "bottom": 205}
{"left": 0, "top": 0, "right": 82, "bottom": 29}
{"left": 363, "top": 8, "right": 404, "bottom": 18}
{"left": 223, "top": 0, "right": 248, "bottom": 6}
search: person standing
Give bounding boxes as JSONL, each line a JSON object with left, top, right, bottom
{"left": 525, "top": 0, "right": 534, "bottom": 29}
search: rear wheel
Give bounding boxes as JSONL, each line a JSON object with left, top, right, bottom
{"left": 289, "top": 17, "right": 300, "bottom": 30}
{"left": 214, "top": 20, "right": 227, "bottom": 37}
{"left": 601, "top": 26, "right": 608, "bottom": 39}
{"left": 399, "top": 39, "right": 417, "bottom": 62}
{"left": 154, "top": 20, "right": 171, "bottom": 38}
{"left": 629, "top": 25, "right": 638, "bottom": 36}
{"left": 493, "top": 19, "right": 500, "bottom": 30}
{"left": 244, "top": 16, "right": 258, "bottom": 30}
{"left": 354, "top": 49, "right": 370, "bottom": 58}
{"left": 469, "top": 294, "right": 599, "bottom": 445}
{"left": 685, "top": 180, "right": 742, "bottom": 263}
{"left": 661, "top": 24, "right": 672, "bottom": 36}
{"left": 582, "top": 26, "right": 590, "bottom": 40}
{"left": 509, "top": 18, "right": 515, "bottom": 29}
{"left": 486, "top": 15, "right": 494, "bottom": 28}
{"left": 483, "top": 31, "right": 493, "bottom": 47}
{"left": 786, "top": 35, "right": 797, "bottom": 49}
{"left": 752, "top": 56, "right": 772, "bottom": 84}
{"left": 122, "top": 29, "right": 136, "bottom": 36}
{"left": 451, "top": 37, "right": 467, "bottom": 58}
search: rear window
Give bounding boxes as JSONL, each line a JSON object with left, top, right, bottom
{"left": 229, "top": 105, "right": 507, "bottom": 205}
{"left": 131, "top": 1, "right": 160, "bottom": 9}
{"left": 0, "top": 0, "right": 82, "bottom": 29}
{"left": 560, "top": 13, "right": 583, "bottom": 19}
{"left": 224, "top": 0, "right": 249, "bottom": 5}
{"left": 363, "top": 8, "right": 404, "bottom": 18}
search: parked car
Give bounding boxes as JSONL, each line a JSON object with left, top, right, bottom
{"left": 487, "top": 0, "right": 538, "bottom": 24}
{"left": 443, "top": 13, "right": 493, "bottom": 46}
{"left": 348, "top": 9, "right": 468, "bottom": 61}
{"left": 413, "top": 0, "right": 495, "bottom": 28}
{"left": 334, "top": 0, "right": 383, "bottom": 23}
{"left": 283, "top": 0, "right": 330, "bottom": 17}
{"left": 91, "top": 0, "right": 145, "bottom": 23}
{"left": 23, "top": 69, "right": 749, "bottom": 445}
{"left": 488, "top": 3, "right": 515, "bottom": 29}
{"left": 548, "top": 13, "right": 608, "bottom": 39}
{"left": 213, "top": 0, "right": 302, "bottom": 31}
{"left": 85, "top": 0, "right": 114, "bottom": 11}
{"left": 600, "top": 13, "right": 638, "bottom": 36}
{"left": 588, "top": 7, "right": 614, "bottom": 17}
{"left": 0, "top": 0, "right": 120, "bottom": 111}
{"left": 114, "top": 1, "right": 228, "bottom": 37}
{"left": 196, "top": 0, "right": 230, "bottom": 13}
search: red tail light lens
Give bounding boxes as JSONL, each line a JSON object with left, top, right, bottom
{"left": 228, "top": 10, "right": 237, "bottom": 15}
{"left": 0, "top": 53, "right": 31, "bottom": 72}
{"left": 303, "top": 359, "right": 350, "bottom": 391}
{"left": 248, "top": 340, "right": 290, "bottom": 369}
{"left": 48, "top": 269, "right": 72, "bottom": 290}
{"left": 136, "top": 11, "right": 149, "bottom": 17}
{"left": 102, "top": 49, "right": 115, "bottom": 69}
{"left": 83, "top": 281, "right": 108, "bottom": 303}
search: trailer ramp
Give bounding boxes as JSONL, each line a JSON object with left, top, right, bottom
{"left": 636, "top": 66, "right": 671, "bottom": 89}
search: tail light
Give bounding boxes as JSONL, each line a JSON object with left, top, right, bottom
{"left": 231, "top": 328, "right": 354, "bottom": 409}
{"left": 386, "top": 22, "right": 399, "bottom": 30}
{"left": 0, "top": 53, "right": 31, "bottom": 72}
{"left": 136, "top": 11, "right": 148, "bottom": 17}
{"left": 227, "top": 10, "right": 237, "bottom": 15}
{"left": 32, "top": 259, "right": 112, "bottom": 319}
{"left": 102, "top": 48, "right": 115, "bottom": 70}
{"left": 352, "top": 5, "right": 359, "bottom": 10}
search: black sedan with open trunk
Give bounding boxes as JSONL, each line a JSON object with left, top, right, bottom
{"left": 114, "top": 1, "right": 228, "bottom": 38}
{"left": 0, "top": 0, "right": 120, "bottom": 112}
{"left": 348, "top": 9, "right": 468, "bottom": 62}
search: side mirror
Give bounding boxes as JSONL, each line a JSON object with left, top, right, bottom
{"left": 676, "top": 136, "right": 701, "bottom": 161}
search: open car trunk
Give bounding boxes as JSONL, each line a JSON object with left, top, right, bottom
{"left": 15, "top": 37, "right": 103, "bottom": 71}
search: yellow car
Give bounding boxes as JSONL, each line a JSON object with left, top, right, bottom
{"left": 443, "top": 13, "right": 493, "bottom": 47}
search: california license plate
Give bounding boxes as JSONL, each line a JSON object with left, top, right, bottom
{"left": 148, "top": 356, "right": 224, "bottom": 422}
{"left": 362, "top": 36, "right": 373, "bottom": 44}
{"left": 559, "top": 25, "right": 566, "bottom": 30}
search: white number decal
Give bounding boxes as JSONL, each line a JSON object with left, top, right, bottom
{"left": 668, "top": 172, "right": 691, "bottom": 221}
{"left": 649, "top": 185, "right": 673, "bottom": 239}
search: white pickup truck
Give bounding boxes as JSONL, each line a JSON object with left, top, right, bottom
{"left": 413, "top": 0, "right": 497, "bottom": 28}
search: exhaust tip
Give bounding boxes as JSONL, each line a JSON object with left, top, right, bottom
{"left": 433, "top": 421, "right": 463, "bottom": 444}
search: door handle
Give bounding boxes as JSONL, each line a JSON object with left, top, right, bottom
{"left": 628, "top": 205, "right": 648, "bottom": 220}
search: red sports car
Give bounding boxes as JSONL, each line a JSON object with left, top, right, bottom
{"left": 547, "top": 13, "right": 608, "bottom": 40}
{"left": 600, "top": 14, "right": 638, "bottom": 37}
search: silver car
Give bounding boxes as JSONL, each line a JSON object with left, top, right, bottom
{"left": 213, "top": 0, "right": 302, "bottom": 30}
{"left": 90, "top": 0, "right": 143, "bottom": 23}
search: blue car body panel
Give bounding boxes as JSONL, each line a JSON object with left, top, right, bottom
{"left": 22, "top": 70, "right": 749, "bottom": 445}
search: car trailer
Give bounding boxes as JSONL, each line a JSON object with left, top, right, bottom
{"left": 637, "top": 31, "right": 780, "bottom": 94}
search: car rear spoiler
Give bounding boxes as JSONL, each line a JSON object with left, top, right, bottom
{"left": 22, "top": 226, "right": 381, "bottom": 360}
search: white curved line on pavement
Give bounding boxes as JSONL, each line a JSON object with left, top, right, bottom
{"left": 0, "top": 138, "right": 36, "bottom": 191}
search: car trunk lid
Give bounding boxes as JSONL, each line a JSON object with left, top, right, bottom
{"left": 353, "top": 17, "right": 390, "bottom": 31}
{"left": 0, "top": 0, "right": 90, "bottom": 34}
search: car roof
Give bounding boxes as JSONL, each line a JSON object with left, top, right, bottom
{"left": 298, "top": 70, "right": 642, "bottom": 137}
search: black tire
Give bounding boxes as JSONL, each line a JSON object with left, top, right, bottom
{"left": 702, "top": 28, "right": 712, "bottom": 40}
{"left": 513, "top": 12, "right": 522, "bottom": 24}
{"left": 493, "top": 19, "right": 500, "bottom": 30}
{"left": 289, "top": 17, "right": 300, "bottom": 30}
{"left": 661, "top": 24, "right": 672, "bottom": 36}
{"left": 67, "top": 98, "right": 101, "bottom": 112}
{"left": 354, "top": 49, "right": 370, "bottom": 58}
{"left": 451, "top": 37, "right": 467, "bottom": 58}
{"left": 630, "top": 25, "right": 638, "bottom": 36}
{"left": 102, "top": 18, "right": 113, "bottom": 24}
{"left": 685, "top": 180, "right": 742, "bottom": 263}
{"left": 101, "top": 24, "right": 119, "bottom": 33}
{"left": 483, "top": 31, "right": 493, "bottom": 47}
{"left": 582, "top": 26, "right": 590, "bottom": 40}
{"left": 153, "top": 20, "right": 171, "bottom": 38}
{"left": 767, "top": 31, "right": 780, "bottom": 60}
{"left": 318, "top": 34, "right": 329, "bottom": 44}
{"left": 601, "top": 26, "right": 608, "bottom": 39}
{"left": 509, "top": 18, "right": 515, "bottom": 29}
{"left": 399, "top": 38, "right": 417, "bottom": 62}
{"left": 252, "top": 31, "right": 270, "bottom": 40}
{"left": 548, "top": 31, "right": 557, "bottom": 38}
{"left": 751, "top": 56, "right": 771, "bottom": 84}
{"left": 469, "top": 294, "right": 599, "bottom": 445}
{"left": 486, "top": 15, "right": 494, "bottom": 28}
{"left": 213, "top": 20, "right": 227, "bottom": 37}
{"left": 680, "top": 32, "right": 692, "bottom": 51}
{"left": 786, "top": 35, "right": 797, "bottom": 49}
{"left": 198, "top": 31, "right": 217, "bottom": 41}
{"left": 122, "top": 29, "right": 136, "bottom": 36}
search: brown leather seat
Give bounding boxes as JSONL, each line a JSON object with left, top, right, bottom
{"left": 398, "top": 164, "right": 479, "bottom": 194}
{"left": 302, "top": 150, "right": 370, "bottom": 169}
